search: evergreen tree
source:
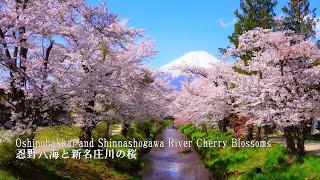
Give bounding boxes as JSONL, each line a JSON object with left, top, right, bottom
{"left": 227, "top": 0, "right": 276, "bottom": 140}
{"left": 229, "top": 0, "right": 277, "bottom": 47}
{"left": 282, "top": 0, "right": 316, "bottom": 39}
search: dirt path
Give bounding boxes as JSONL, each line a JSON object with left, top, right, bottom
{"left": 110, "top": 125, "right": 122, "bottom": 136}
{"left": 305, "top": 143, "right": 320, "bottom": 155}
{"left": 269, "top": 136, "right": 320, "bottom": 156}
{"left": 142, "top": 127, "right": 211, "bottom": 180}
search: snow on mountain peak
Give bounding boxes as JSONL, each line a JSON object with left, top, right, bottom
{"left": 160, "top": 51, "right": 219, "bottom": 76}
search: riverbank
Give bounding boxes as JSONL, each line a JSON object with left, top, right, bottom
{"left": 179, "top": 123, "right": 320, "bottom": 179}
{"left": 0, "top": 119, "right": 173, "bottom": 179}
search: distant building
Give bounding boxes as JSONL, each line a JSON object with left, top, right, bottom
{"left": 311, "top": 118, "right": 320, "bottom": 135}
{"left": 0, "top": 88, "right": 11, "bottom": 128}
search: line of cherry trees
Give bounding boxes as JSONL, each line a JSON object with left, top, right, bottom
{"left": 170, "top": 28, "right": 320, "bottom": 156}
{"left": 0, "top": 0, "right": 173, "bottom": 142}
{"left": 170, "top": 0, "right": 320, "bottom": 156}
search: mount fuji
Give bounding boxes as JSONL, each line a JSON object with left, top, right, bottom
{"left": 159, "top": 51, "right": 220, "bottom": 89}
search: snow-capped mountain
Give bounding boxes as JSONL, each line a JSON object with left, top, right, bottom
{"left": 159, "top": 51, "right": 220, "bottom": 89}
{"left": 160, "top": 50, "right": 219, "bottom": 77}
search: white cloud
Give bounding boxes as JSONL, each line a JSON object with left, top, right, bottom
{"left": 217, "top": 18, "right": 236, "bottom": 28}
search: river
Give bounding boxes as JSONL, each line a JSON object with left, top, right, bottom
{"left": 142, "top": 127, "right": 211, "bottom": 180}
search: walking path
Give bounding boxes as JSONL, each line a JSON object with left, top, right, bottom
{"left": 269, "top": 136, "right": 320, "bottom": 156}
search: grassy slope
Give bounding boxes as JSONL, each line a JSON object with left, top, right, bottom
{"left": 0, "top": 125, "right": 136, "bottom": 180}
{"left": 0, "top": 119, "right": 173, "bottom": 179}
{"left": 35, "top": 125, "right": 81, "bottom": 143}
{"left": 0, "top": 130, "right": 6, "bottom": 137}
{"left": 1, "top": 158, "right": 135, "bottom": 180}
{"left": 179, "top": 123, "right": 320, "bottom": 180}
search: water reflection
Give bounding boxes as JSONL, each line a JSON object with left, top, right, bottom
{"left": 142, "top": 127, "right": 211, "bottom": 180}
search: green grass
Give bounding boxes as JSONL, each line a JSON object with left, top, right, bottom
{"left": 35, "top": 158, "right": 136, "bottom": 180}
{"left": 0, "top": 120, "right": 171, "bottom": 179}
{"left": 0, "top": 124, "right": 142, "bottom": 180}
{"left": 305, "top": 134, "right": 320, "bottom": 142}
{"left": 179, "top": 123, "right": 320, "bottom": 179}
{"left": 242, "top": 154, "right": 320, "bottom": 180}
{"left": 0, "top": 157, "right": 136, "bottom": 180}
{"left": 0, "top": 169, "right": 16, "bottom": 180}
{"left": 110, "top": 124, "right": 120, "bottom": 130}
{"left": 35, "top": 125, "right": 81, "bottom": 143}
{"left": 162, "top": 118, "right": 174, "bottom": 126}
{"left": 0, "top": 130, "right": 7, "bottom": 137}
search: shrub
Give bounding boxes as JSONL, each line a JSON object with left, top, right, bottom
{"left": 0, "top": 169, "right": 15, "bottom": 180}
{"left": 0, "top": 131, "right": 35, "bottom": 168}
{"left": 162, "top": 118, "right": 173, "bottom": 127}
{"left": 182, "top": 124, "right": 196, "bottom": 137}
{"left": 191, "top": 130, "right": 206, "bottom": 141}
{"left": 111, "top": 134, "right": 127, "bottom": 141}
{"left": 92, "top": 122, "right": 110, "bottom": 143}
{"left": 0, "top": 141, "right": 16, "bottom": 167}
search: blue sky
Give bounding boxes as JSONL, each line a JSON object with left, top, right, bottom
{"left": 87, "top": 0, "right": 320, "bottom": 68}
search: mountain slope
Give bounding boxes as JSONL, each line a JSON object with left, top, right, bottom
{"left": 160, "top": 51, "right": 219, "bottom": 76}
{"left": 159, "top": 51, "right": 220, "bottom": 89}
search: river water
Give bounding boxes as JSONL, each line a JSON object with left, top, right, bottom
{"left": 142, "top": 127, "right": 211, "bottom": 180}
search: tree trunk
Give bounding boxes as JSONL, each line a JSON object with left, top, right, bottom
{"left": 284, "top": 126, "right": 296, "bottom": 155}
{"left": 263, "top": 125, "right": 269, "bottom": 141}
{"left": 105, "top": 122, "right": 110, "bottom": 139}
{"left": 256, "top": 126, "right": 261, "bottom": 141}
{"left": 122, "top": 120, "right": 130, "bottom": 137}
{"left": 28, "top": 125, "right": 37, "bottom": 141}
{"left": 144, "top": 127, "right": 151, "bottom": 138}
{"left": 204, "top": 124, "right": 208, "bottom": 136}
{"left": 296, "top": 133, "right": 305, "bottom": 156}
{"left": 80, "top": 126, "right": 93, "bottom": 142}
{"left": 218, "top": 118, "right": 228, "bottom": 132}
{"left": 24, "top": 125, "right": 37, "bottom": 164}
{"left": 199, "top": 123, "right": 208, "bottom": 135}
{"left": 246, "top": 124, "right": 253, "bottom": 140}
{"left": 80, "top": 93, "right": 96, "bottom": 143}
{"left": 296, "top": 126, "right": 307, "bottom": 157}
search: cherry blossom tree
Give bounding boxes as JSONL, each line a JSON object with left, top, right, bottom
{"left": 170, "top": 62, "right": 236, "bottom": 133}
{"left": 67, "top": 33, "right": 157, "bottom": 142}
{"left": 228, "top": 28, "right": 320, "bottom": 155}
{"left": 118, "top": 73, "right": 174, "bottom": 136}
{"left": 0, "top": 0, "right": 95, "bottom": 140}
{"left": 0, "top": 0, "right": 171, "bottom": 143}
